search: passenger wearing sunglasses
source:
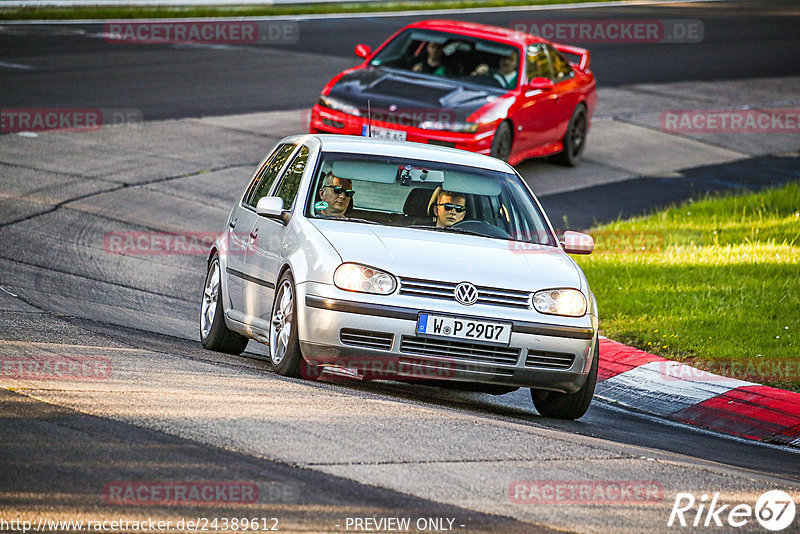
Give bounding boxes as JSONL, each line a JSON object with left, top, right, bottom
{"left": 430, "top": 189, "right": 467, "bottom": 228}
{"left": 318, "top": 172, "right": 355, "bottom": 217}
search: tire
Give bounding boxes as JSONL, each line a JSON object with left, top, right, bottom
{"left": 490, "top": 121, "right": 513, "bottom": 162}
{"left": 200, "top": 256, "right": 249, "bottom": 354}
{"left": 269, "top": 271, "right": 304, "bottom": 377}
{"left": 553, "top": 104, "right": 587, "bottom": 167}
{"left": 531, "top": 340, "right": 598, "bottom": 420}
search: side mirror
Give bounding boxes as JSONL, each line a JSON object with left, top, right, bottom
{"left": 256, "top": 196, "right": 289, "bottom": 224}
{"left": 354, "top": 44, "right": 371, "bottom": 59}
{"left": 561, "top": 231, "right": 593, "bottom": 255}
{"left": 527, "top": 77, "right": 554, "bottom": 91}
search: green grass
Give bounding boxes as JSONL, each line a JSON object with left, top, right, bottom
{"left": 0, "top": 0, "right": 627, "bottom": 21}
{"left": 574, "top": 183, "right": 800, "bottom": 391}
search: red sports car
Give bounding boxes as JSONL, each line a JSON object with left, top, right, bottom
{"left": 310, "top": 20, "right": 596, "bottom": 166}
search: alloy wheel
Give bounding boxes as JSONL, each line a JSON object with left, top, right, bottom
{"left": 270, "top": 279, "right": 294, "bottom": 365}
{"left": 200, "top": 260, "right": 219, "bottom": 340}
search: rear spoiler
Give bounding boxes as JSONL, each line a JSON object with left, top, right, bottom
{"left": 552, "top": 43, "right": 590, "bottom": 71}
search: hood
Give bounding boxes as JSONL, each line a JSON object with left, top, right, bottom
{"left": 310, "top": 220, "right": 580, "bottom": 292}
{"left": 328, "top": 66, "right": 506, "bottom": 123}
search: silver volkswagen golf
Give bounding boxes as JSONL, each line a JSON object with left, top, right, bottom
{"left": 200, "top": 134, "right": 598, "bottom": 419}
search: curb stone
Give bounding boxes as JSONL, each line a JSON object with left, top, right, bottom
{"left": 597, "top": 338, "right": 800, "bottom": 448}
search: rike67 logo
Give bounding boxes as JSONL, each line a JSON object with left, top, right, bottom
{"left": 668, "top": 490, "right": 796, "bottom": 531}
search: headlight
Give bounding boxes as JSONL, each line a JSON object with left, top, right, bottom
{"left": 334, "top": 263, "right": 396, "bottom": 295}
{"left": 418, "top": 120, "right": 479, "bottom": 133}
{"left": 532, "top": 289, "right": 587, "bottom": 317}
{"left": 318, "top": 95, "right": 361, "bottom": 117}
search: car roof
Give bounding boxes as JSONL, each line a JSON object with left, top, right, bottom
{"left": 293, "top": 134, "right": 517, "bottom": 173}
{"left": 405, "top": 19, "right": 546, "bottom": 47}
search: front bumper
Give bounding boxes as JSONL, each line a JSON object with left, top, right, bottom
{"left": 295, "top": 281, "right": 597, "bottom": 394}
{"left": 310, "top": 105, "right": 496, "bottom": 156}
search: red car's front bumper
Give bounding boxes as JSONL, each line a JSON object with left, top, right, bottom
{"left": 310, "top": 105, "right": 496, "bottom": 155}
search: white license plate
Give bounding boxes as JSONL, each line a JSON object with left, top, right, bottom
{"left": 416, "top": 313, "right": 512, "bottom": 346}
{"left": 363, "top": 125, "right": 407, "bottom": 141}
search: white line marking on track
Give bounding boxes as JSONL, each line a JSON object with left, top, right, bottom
{"left": 0, "top": 285, "right": 19, "bottom": 297}
{"left": 0, "top": 0, "right": 730, "bottom": 24}
{"left": 0, "top": 60, "right": 34, "bottom": 70}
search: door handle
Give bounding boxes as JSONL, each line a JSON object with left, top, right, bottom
{"left": 229, "top": 217, "right": 238, "bottom": 228}
{"left": 249, "top": 229, "right": 258, "bottom": 240}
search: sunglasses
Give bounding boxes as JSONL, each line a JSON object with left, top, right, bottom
{"left": 437, "top": 203, "right": 466, "bottom": 213}
{"left": 322, "top": 185, "right": 355, "bottom": 198}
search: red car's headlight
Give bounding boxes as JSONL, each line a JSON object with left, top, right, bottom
{"left": 418, "top": 120, "right": 479, "bottom": 133}
{"left": 318, "top": 95, "right": 361, "bottom": 117}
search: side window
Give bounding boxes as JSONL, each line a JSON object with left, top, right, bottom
{"left": 273, "top": 146, "right": 309, "bottom": 211}
{"left": 526, "top": 44, "right": 553, "bottom": 81}
{"left": 547, "top": 46, "right": 574, "bottom": 82}
{"left": 244, "top": 144, "right": 296, "bottom": 208}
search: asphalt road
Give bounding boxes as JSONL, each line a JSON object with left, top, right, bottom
{"left": 1, "top": 0, "right": 799, "bottom": 120}
{"left": 1, "top": 384, "right": 549, "bottom": 534}
{"left": 1, "top": 1, "right": 800, "bottom": 532}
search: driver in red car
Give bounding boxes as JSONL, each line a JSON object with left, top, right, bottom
{"left": 470, "top": 49, "right": 520, "bottom": 89}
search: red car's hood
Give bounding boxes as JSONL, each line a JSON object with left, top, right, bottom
{"left": 327, "top": 66, "right": 510, "bottom": 123}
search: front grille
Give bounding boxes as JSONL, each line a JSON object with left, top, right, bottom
{"left": 322, "top": 117, "right": 345, "bottom": 129}
{"left": 340, "top": 329, "right": 394, "bottom": 351}
{"left": 398, "top": 277, "right": 531, "bottom": 309}
{"left": 428, "top": 140, "right": 456, "bottom": 148}
{"left": 525, "top": 349, "right": 575, "bottom": 370}
{"left": 399, "top": 335, "right": 520, "bottom": 368}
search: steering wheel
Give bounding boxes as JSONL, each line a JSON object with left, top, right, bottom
{"left": 463, "top": 74, "right": 504, "bottom": 88}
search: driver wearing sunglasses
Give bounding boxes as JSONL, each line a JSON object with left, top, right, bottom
{"left": 318, "top": 172, "right": 355, "bottom": 217}
{"left": 431, "top": 189, "right": 467, "bottom": 228}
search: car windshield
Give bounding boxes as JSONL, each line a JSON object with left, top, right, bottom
{"left": 306, "top": 152, "right": 556, "bottom": 246}
{"left": 369, "top": 28, "right": 521, "bottom": 89}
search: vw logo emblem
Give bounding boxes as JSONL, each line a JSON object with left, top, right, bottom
{"left": 454, "top": 282, "right": 478, "bottom": 306}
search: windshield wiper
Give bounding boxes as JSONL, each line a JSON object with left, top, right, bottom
{"left": 344, "top": 217, "right": 381, "bottom": 225}
{"left": 407, "top": 225, "right": 492, "bottom": 239}
{"left": 447, "top": 227, "right": 493, "bottom": 238}
{"left": 315, "top": 216, "right": 380, "bottom": 225}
